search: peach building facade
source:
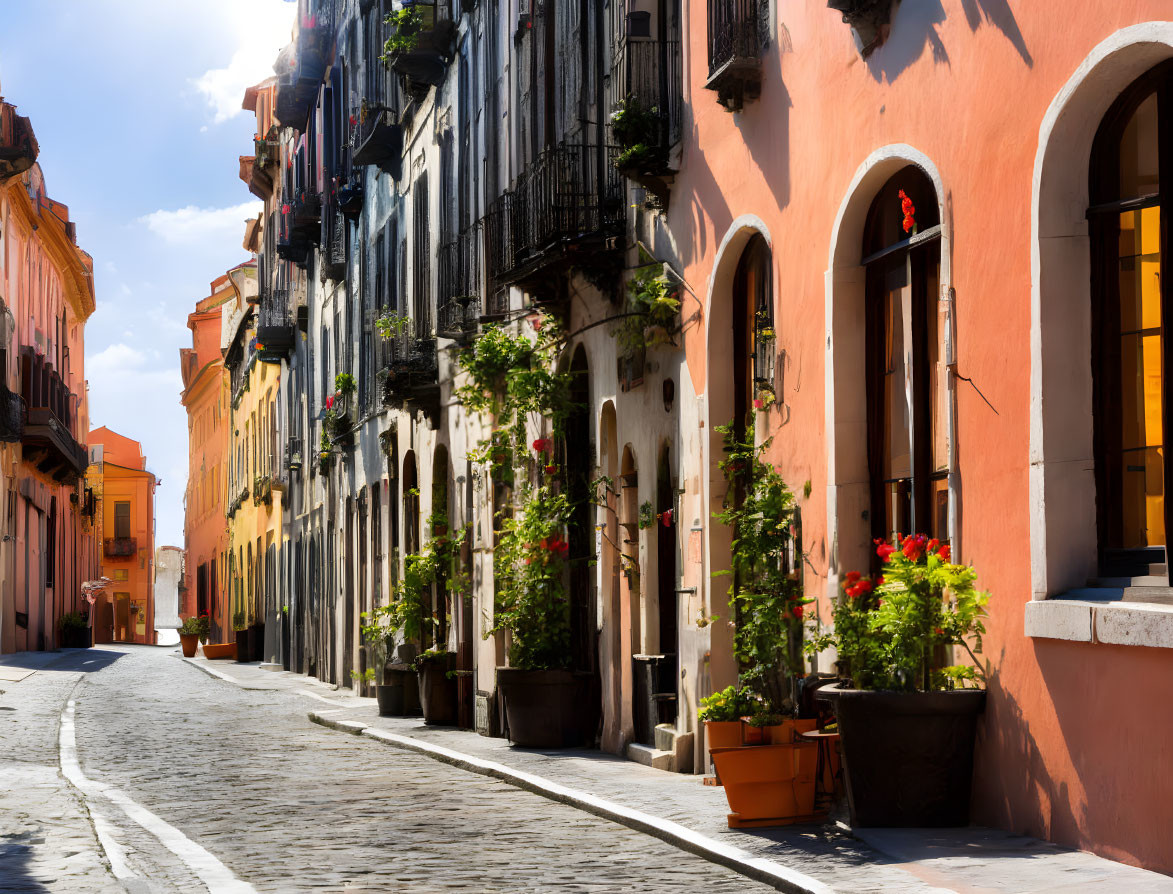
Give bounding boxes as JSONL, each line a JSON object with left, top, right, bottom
{"left": 88, "top": 427, "right": 157, "bottom": 645}
{"left": 0, "top": 100, "right": 99, "bottom": 653}
{"left": 665, "top": 1, "right": 1173, "bottom": 874}
{"left": 181, "top": 274, "right": 234, "bottom": 642}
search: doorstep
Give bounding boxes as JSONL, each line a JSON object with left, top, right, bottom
{"left": 182, "top": 651, "right": 1173, "bottom": 894}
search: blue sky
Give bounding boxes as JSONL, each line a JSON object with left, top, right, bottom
{"left": 0, "top": 0, "right": 296, "bottom": 548}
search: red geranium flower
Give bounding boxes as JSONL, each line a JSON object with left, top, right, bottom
{"left": 753, "top": 398, "right": 764, "bottom": 410}
{"left": 545, "top": 464, "right": 558, "bottom": 475}
{"left": 325, "top": 395, "right": 334, "bottom": 410}
{"left": 937, "top": 545, "right": 951, "bottom": 562}
{"left": 660, "top": 509, "right": 672, "bottom": 527}
{"left": 874, "top": 538, "right": 897, "bottom": 562}
{"left": 532, "top": 438, "right": 553, "bottom": 454}
{"left": 791, "top": 604, "right": 804, "bottom": 619}
{"left": 845, "top": 571, "right": 861, "bottom": 584}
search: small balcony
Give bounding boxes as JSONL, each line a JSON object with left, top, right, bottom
{"left": 384, "top": 1, "right": 456, "bottom": 96}
{"left": 486, "top": 142, "right": 625, "bottom": 289}
{"left": 705, "top": 0, "right": 764, "bottom": 111}
{"left": 437, "top": 225, "right": 483, "bottom": 341}
{"left": 275, "top": 207, "right": 310, "bottom": 264}
{"left": 381, "top": 333, "right": 440, "bottom": 417}
{"left": 611, "top": 36, "right": 683, "bottom": 194}
{"left": 0, "top": 102, "right": 38, "bottom": 181}
{"left": 0, "top": 383, "right": 24, "bottom": 442}
{"left": 273, "top": 3, "right": 335, "bottom": 127}
{"left": 352, "top": 109, "right": 404, "bottom": 179}
{"left": 336, "top": 144, "right": 365, "bottom": 215}
{"left": 19, "top": 353, "right": 88, "bottom": 484}
{"left": 320, "top": 201, "right": 347, "bottom": 281}
{"left": 257, "top": 288, "right": 296, "bottom": 362}
{"left": 104, "top": 537, "right": 137, "bottom": 559}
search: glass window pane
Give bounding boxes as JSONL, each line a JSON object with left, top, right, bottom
{"left": 882, "top": 260, "right": 911, "bottom": 483}
{"left": 1119, "top": 92, "right": 1159, "bottom": 201}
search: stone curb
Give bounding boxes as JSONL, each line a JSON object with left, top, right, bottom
{"left": 308, "top": 711, "right": 833, "bottom": 894}
{"left": 177, "top": 655, "right": 239, "bottom": 686}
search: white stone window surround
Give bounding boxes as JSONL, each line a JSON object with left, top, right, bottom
{"left": 824, "top": 145, "right": 957, "bottom": 602}
{"left": 1028, "top": 23, "right": 1173, "bottom": 649}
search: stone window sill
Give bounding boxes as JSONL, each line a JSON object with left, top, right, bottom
{"left": 1024, "top": 596, "right": 1173, "bottom": 649}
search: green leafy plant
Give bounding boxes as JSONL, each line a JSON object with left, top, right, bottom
{"left": 714, "top": 421, "right": 809, "bottom": 715}
{"left": 232, "top": 610, "right": 248, "bottom": 632}
{"left": 638, "top": 500, "right": 656, "bottom": 530}
{"left": 334, "top": 373, "right": 356, "bottom": 395}
{"left": 613, "top": 262, "right": 681, "bottom": 356}
{"left": 179, "top": 613, "right": 211, "bottom": 643}
{"left": 60, "top": 611, "right": 88, "bottom": 631}
{"left": 382, "top": 7, "right": 426, "bottom": 55}
{"left": 375, "top": 310, "right": 412, "bottom": 340}
{"left": 697, "top": 684, "right": 756, "bottom": 722}
{"left": 805, "top": 536, "right": 989, "bottom": 691}
{"left": 609, "top": 97, "right": 664, "bottom": 171}
{"left": 350, "top": 668, "right": 376, "bottom": 684}
{"left": 487, "top": 485, "right": 573, "bottom": 670}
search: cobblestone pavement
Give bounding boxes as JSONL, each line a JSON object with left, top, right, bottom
{"left": 35, "top": 644, "right": 773, "bottom": 893}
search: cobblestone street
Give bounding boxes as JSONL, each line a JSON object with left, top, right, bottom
{"left": 1, "top": 645, "right": 774, "bottom": 893}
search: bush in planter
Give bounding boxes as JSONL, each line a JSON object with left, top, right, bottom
{"left": 415, "top": 646, "right": 458, "bottom": 726}
{"left": 806, "top": 534, "right": 990, "bottom": 827}
{"left": 59, "top": 611, "right": 90, "bottom": 649}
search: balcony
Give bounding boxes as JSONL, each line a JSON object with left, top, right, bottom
{"left": 705, "top": 0, "right": 765, "bottom": 111}
{"left": 437, "top": 225, "right": 483, "bottom": 341}
{"left": 336, "top": 144, "right": 365, "bottom": 215}
{"left": 384, "top": 1, "right": 456, "bottom": 97}
{"left": 0, "top": 384, "right": 24, "bottom": 442}
{"left": 352, "top": 110, "right": 404, "bottom": 179}
{"left": 611, "top": 37, "right": 683, "bottom": 194}
{"left": 486, "top": 143, "right": 625, "bottom": 289}
{"left": 104, "top": 537, "right": 137, "bottom": 559}
{"left": 0, "top": 102, "right": 38, "bottom": 181}
{"left": 276, "top": 206, "right": 310, "bottom": 264}
{"left": 19, "top": 353, "right": 88, "bottom": 484}
{"left": 257, "top": 288, "right": 296, "bottom": 362}
{"left": 273, "top": 3, "right": 335, "bottom": 127}
{"left": 381, "top": 333, "right": 440, "bottom": 419}
{"left": 320, "top": 201, "right": 347, "bottom": 281}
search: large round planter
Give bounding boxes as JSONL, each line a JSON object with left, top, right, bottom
{"left": 496, "top": 668, "right": 591, "bottom": 749}
{"left": 202, "top": 642, "right": 236, "bottom": 660}
{"left": 710, "top": 742, "right": 819, "bottom": 827}
{"left": 234, "top": 629, "right": 250, "bottom": 663}
{"left": 378, "top": 665, "right": 423, "bottom": 716}
{"left": 819, "top": 687, "right": 987, "bottom": 827}
{"left": 417, "top": 653, "right": 458, "bottom": 726}
{"left": 179, "top": 633, "right": 199, "bottom": 658}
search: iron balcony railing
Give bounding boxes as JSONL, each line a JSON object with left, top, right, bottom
{"left": 0, "top": 384, "right": 24, "bottom": 442}
{"left": 104, "top": 537, "right": 137, "bottom": 559}
{"left": 707, "top": 0, "right": 763, "bottom": 76}
{"left": 381, "top": 332, "right": 439, "bottom": 404}
{"left": 487, "top": 143, "right": 625, "bottom": 285}
{"left": 437, "top": 224, "right": 483, "bottom": 339}
{"left": 613, "top": 38, "right": 684, "bottom": 149}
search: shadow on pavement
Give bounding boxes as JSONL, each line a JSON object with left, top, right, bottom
{"left": 0, "top": 831, "right": 51, "bottom": 893}
{"left": 0, "top": 648, "right": 128, "bottom": 674}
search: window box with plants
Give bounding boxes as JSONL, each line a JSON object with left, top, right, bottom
{"left": 702, "top": 422, "right": 821, "bottom": 828}
{"left": 808, "top": 535, "right": 989, "bottom": 828}
{"left": 382, "top": 1, "right": 456, "bottom": 92}
{"left": 609, "top": 96, "right": 673, "bottom": 203}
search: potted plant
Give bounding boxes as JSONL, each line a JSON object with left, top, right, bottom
{"left": 703, "top": 422, "right": 819, "bottom": 827}
{"left": 490, "top": 484, "right": 590, "bottom": 748}
{"left": 59, "top": 611, "right": 91, "bottom": 649}
{"left": 415, "top": 647, "right": 457, "bottom": 726}
{"left": 233, "top": 611, "right": 250, "bottom": 663}
{"left": 178, "top": 612, "right": 209, "bottom": 658}
{"left": 808, "top": 534, "right": 989, "bottom": 827}
{"left": 697, "top": 685, "right": 755, "bottom": 750}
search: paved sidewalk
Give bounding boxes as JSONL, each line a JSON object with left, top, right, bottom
{"left": 182, "top": 652, "right": 1173, "bottom": 894}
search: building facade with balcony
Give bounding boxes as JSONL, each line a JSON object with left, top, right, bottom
{"left": 180, "top": 273, "right": 235, "bottom": 643}
{"left": 87, "top": 428, "right": 156, "bottom": 645}
{"left": 0, "top": 104, "right": 100, "bottom": 654}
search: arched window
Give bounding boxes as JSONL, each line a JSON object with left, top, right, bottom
{"left": 863, "top": 166, "right": 945, "bottom": 545}
{"left": 1088, "top": 63, "right": 1172, "bottom": 568}
{"left": 731, "top": 235, "right": 773, "bottom": 434}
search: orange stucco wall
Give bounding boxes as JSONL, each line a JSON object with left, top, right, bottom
{"left": 673, "top": 0, "right": 1173, "bottom": 872}
{"left": 89, "top": 427, "right": 156, "bottom": 645}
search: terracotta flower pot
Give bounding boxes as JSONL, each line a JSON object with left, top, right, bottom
{"left": 704, "top": 720, "right": 743, "bottom": 752}
{"left": 202, "top": 642, "right": 237, "bottom": 660}
{"left": 710, "top": 742, "right": 819, "bottom": 828}
{"left": 179, "top": 633, "right": 199, "bottom": 658}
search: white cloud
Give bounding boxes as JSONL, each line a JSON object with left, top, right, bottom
{"left": 88, "top": 343, "right": 180, "bottom": 388}
{"left": 192, "top": 0, "right": 296, "bottom": 124}
{"left": 139, "top": 200, "right": 262, "bottom": 246}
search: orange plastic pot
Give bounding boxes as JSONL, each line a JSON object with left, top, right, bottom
{"left": 201, "top": 642, "right": 237, "bottom": 660}
{"left": 179, "top": 633, "right": 199, "bottom": 658}
{"left": 704, "top": 720, "right": 743, "bottom": 752}
{"left": 710, "top": 742, "right": 819, "bottom": 827}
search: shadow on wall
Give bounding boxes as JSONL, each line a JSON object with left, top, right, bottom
{"left": 972, "top": 651, "right": 1085, "bottom": 848}
{"left": 866, "top": 0, "right": 1033, "bottom": 83}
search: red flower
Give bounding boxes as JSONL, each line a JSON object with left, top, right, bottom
{"left": 927, "top": 538, "right": 939, "bottom": 553}
{"left": 935, "top": 627, "right": 945, "bottom": 636}
{"left": 791, "top": 604, "right": 804, "bottom": 619}
{"left": 661, "top": 509, "right": 672, "bottom": 527}
{"left": 753, "top": 398, "right": 764, "bottom": 410}
{"left": 846, "top": 579, "right": 874, "bottom": 599}
{"left": 349, "top": 115, "right": 357, "bottom": 127}
{"left": 532, "top": 438, "right": 553, "bottom": 454}
{"left": 545, "top": 464, "right": 557, "bottom": 475}
{"left": 874, "top": 538, "right": 897, "bottom": 562}
{"left": 902, "top": 534, "right": 928, "bottom": 561}
{"left": 282, "top": 203, "right": 291, "bottom": 214}
{"left": 325, "top": 395, "right": 334, "bottom": 410}
{"left": 845, "top": 571, "right": 861, "bottom": 584}
{"left": 937, "top": 545, "right": 951, "bottom": 562}
{"left": 898, "top": 189, "right": 916, "bottom": 233}
{"left": 529, "top": 315, "right": 543, "bottom": 331}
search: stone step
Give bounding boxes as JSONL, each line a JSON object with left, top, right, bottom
{"left": 1122, "top": 587, "right": 1173, "bottom": 605}
{"left": 626, "top": 742, "right": 675, "bottom": 772}
{"left": 1089, "top": 575, "right": 1168, "bottom": 588}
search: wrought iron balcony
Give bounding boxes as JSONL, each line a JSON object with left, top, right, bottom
{"left": 336, "top": 144, "right": 365, "bottom": 215}
{"left": 257, "top": 287, "right": 296, "bottom": 362}
{"left": 19, "top": 354, "right": 87, "bottom": 484}
{"left": 611, "top": 37, "right": 683, "bottom": 180}
{"left": 437, "top": 224, "right": 483, "bottom": 340}
{"left": 104, "top": 537, "right": 137, "bottom": 559}
{"left": 275, "top": 206, "right": 309, "bottom": 264}
{"left": 486, "top": 142, "right": 625, "bottom": 288}
{"left": 0, "top": 384, "right": 24, "bottom": 442}
{"left": 381, "top": 333, "right": 440, "bottom": 413}
{"left": 320, "top": 199, "right": 347, "bottom": 282}
{"left": 273, "top": 1, "right": 336, "bottom": 127}
{"left": 705, "top": 0, "right": 765, "bottom": 111}
{"left": 0, "top": 102, "right": 38, "bottom": 181}
{"left": 352, "top": 110, "right": 404, "bottom": 179}
{"left": 385, "top": 1, "right": 456, "bottom": 94}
